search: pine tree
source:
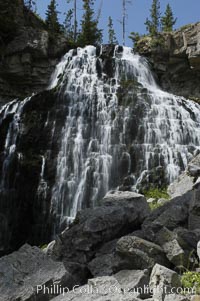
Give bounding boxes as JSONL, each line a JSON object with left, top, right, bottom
{"left": 78, "top": 0, "right": 102, "bottom": 47}
{"left": 64, "top": 9, "right": 74, "bottom": 41}
{"left": 108, "top": 16, "right": 118, "bottom": 44}
{"left": 161, "top": 4, "right": 177, "bottom": 32}
{"left": 67, "top": 0, "right": 77, "bottom": 42}
{"left": 145, "top": 0, "right": 161, "bottom": 36}
{"left": 45, "top": 0, "right": 61, "bottom": 36}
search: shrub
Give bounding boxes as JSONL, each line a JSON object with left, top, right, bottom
{"left": 181, "top": 271, "right": 200, "bottom": 294}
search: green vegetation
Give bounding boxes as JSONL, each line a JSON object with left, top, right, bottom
{"left": 150, "top": 34, "right": 165, "bottom": 48}
{"left": 108, "top": 16, "right": 118, "bottom": 44}
{"left": 143, "top": 187, "right": 170, "bottom": 200}
{"left": 189, "top": 96, "right": 200, "bottom": 104}
{"left": 181, "top": 271, "right": 200, "bottom": 294}
{"left": 145, "top": 0, "right": 161, "bottom": 36}
{"left": 78, "top": 0, "right": 102, "bottom": 47}
{"left": 63, "top": 9, "right": 74, "bottom": 42}
{"left": 40, "top": 244, "right": 48, "bottom": 250}
{"left": 45, "top": 0, "right": 62, "bottom": 37}
{"left": 144, "top": 0, "right": 177, "bottom": 40}
{"left": 129, "top": 32, "right": 141, "bottom": 48}
{"left": 161, "top": 4, "right": 177, "bottom": 32}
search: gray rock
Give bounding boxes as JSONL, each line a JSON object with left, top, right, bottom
{"left": 187, "top": 154, "right": 200, "bottom": 177}
{"left": 52, "top": 191, "right": 150, "bottom": 264}
{"left": 147, "top": 198, "right": 156, "bottom": 203}
{"left": 51, "top": 275, "right": 141, "bottom": 301}
{"left": 137, "top": 22, "right": 200, "bottom": 99}
{"left": 167, "top": 172, "right": 194, "bottom": 199}
{"left": 114, "top": 269, "right": 150, "bottom": 298}
{"left": 156, "top": 228, "right": 186, "bottom": 267}
{"left": 197, "top": 241, "right": 200, "bottom": 261}
{"left": 149, "top": 264, "right": 181, "bottom": 301}
{"left": 0, "top": 244, "right": 71, "bottom": 301}
{"left": 142, "top": 191, "right": 192, "bottom": 242}
{"left": 157, "top": 198, "right": 169, "bottom": 206}
{"left": 189, "top": 184, "right": 200, "bottom": 230}
{"left": 116, "top": 236, "right": 169, "bottom": 270}
{"left": 164, "top": 294, "right": 190, "bottom": 301}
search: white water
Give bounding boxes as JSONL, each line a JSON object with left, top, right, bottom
{"left": 37, "top": 155, "right": 48, "bottom": 199}
{"left": 0, "top": 97, "right": 31, "bottom": 192}
{"left": 49, "top": 46, "right": 200, "bottom": 230}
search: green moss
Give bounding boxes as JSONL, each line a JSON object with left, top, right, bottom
{"left": 40, "top": 244, "right": 48, "bottom": 250}
{"left": 181, "top": 271, "right": 200, "bottom": 294}
{"left": 143, "top": 187, "right": 170, "bottom": 200}
{"left": 189, "top": 96, "right": 200, "bottom": 104}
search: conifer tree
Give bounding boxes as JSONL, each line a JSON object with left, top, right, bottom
{"left": 64, "top": 9, "right": 74, "bottom": 41}
{"left": 67, "top": 0, "right": 77, "bottom": 42}
{"left": 78, "top": 0, "right": 102, "bottom": 46}
{"left": 161, "top": 3, "right": 177, "bottom": 32}
{"left": 108, "top": 16, "right": 118, "bottom": 44}
{"left": 145, "top": 0, "right": 161, "bottom": 36}
{"left": 45, "top": 0, "right": 61, "bottom": 36}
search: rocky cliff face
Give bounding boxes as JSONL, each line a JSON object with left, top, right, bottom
{"left": 136, "top": 22, "right": 200, "bottom": 100}
{"left": 0, "top": 0, "right": 69, "bottom": 104}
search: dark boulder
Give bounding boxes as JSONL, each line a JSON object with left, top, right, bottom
{"left": 51, "top": 191, "right": 150, "bottom": 265}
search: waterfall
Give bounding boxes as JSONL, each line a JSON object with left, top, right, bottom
{"left": 0, "top": 97, "right": 31, "bottom": 193}
{"left": 49, "top": 45, "right": 200, "bottom": 231}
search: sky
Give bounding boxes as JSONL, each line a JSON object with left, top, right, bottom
{"left": 36, "top": 0, "right": 200, "bottom": 46}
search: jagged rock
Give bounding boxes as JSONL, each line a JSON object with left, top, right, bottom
{"left": 0, "top": 1, "right": 69, "bottom": 103}
{"left": 142, "top": 191, "right": 192, "bottom": 242}
{"left": 164, "top": 294, "right": 190, "bottom": 301}
{"left": 0, "top": 244, "right": 77, "bottom": 301}
{"left": 116, "top": 236, "right": 169, "bottom": 270}
{"left": 149, "top": 264, "right": 182, "bottom": 301}
{"left": 174, "top": 228, "right": 200, "bottom": 252}
{"left": 167, "top": 172, "right": 194, "bottom": 198}
{"left": 51, "top": 276, "right": 141, "bottom": 301}
{"left": 189, "top": 183, "right": 200, "bottom": 230}
{"left": 157, "top": 198, "right": 169, "bottom": 206}
{"left": 51, "top": 191, "right": 150, "bottom": 264}
{"left": 114, "top": 269, "right": 150, "bottom": 298}
{"left": 156, "top": 227, "right": 186, "bottom": 267}
{"left": 136, "top": 22, "right": 200, "bottom": 99}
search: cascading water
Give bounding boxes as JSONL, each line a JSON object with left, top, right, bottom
{"left": 49, "top": 45, "right": 200, "bottom": 231}
{"left": 0, "top": 97, "right": 31, "bottom": 193}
